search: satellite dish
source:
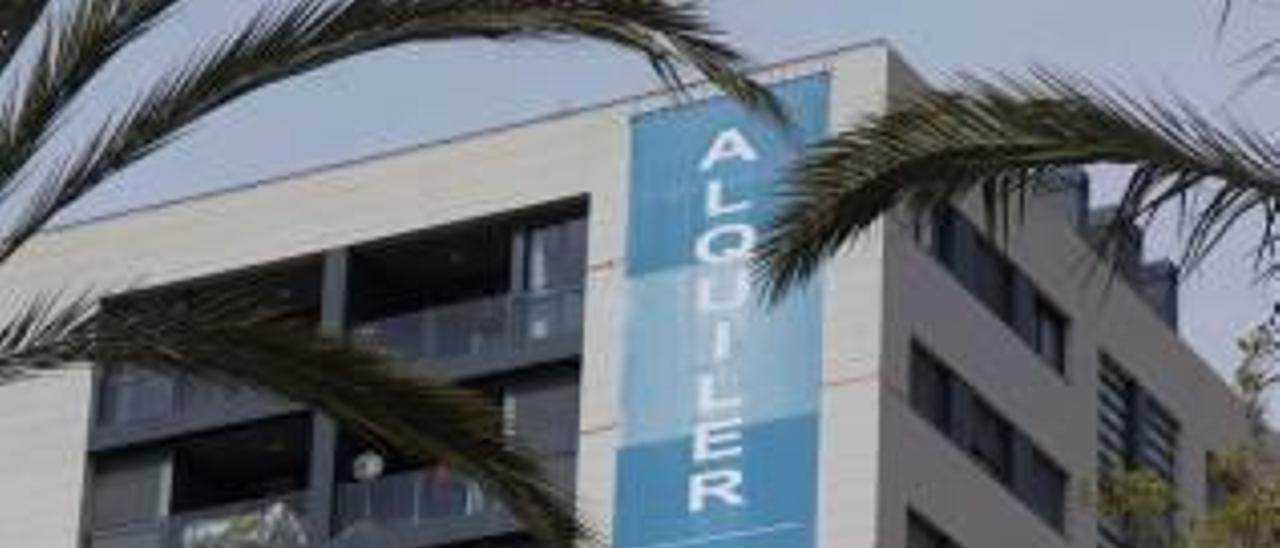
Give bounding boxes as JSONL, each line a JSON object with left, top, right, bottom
{"left": 353, "top": 451, "right": 385, "bottom": 483}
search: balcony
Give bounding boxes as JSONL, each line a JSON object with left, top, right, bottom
{"left": 88, "top": 494, "right": 308, "bottom": 548}
{"left": 92, "top": 369, "right": 292, "bottom": 449}
{"left": 166, "top": 493, "right": 309, "bottom": 548}
{"left": 331, "top": 455, "right": 575, "bottom": 548}
{"left": 351, "top": 287, "right": 584, "bottom": 380}
{"left": 335, "top": 469, "right": 487, "bottom": 531}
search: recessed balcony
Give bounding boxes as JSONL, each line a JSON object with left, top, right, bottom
{"left": 350, "top": 286, "right": 584, "bottom": 380}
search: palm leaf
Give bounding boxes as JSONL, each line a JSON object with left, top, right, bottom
{"left": 0, "top": 0, "right": 46, "bottom": 64}
{"left": 0, "top": 2, "right": 780, "bottom": 544}
{"left": 0, "top": 0, "right": 179, "bottom": 227}
{"left": 0, "top": 0, "right": 782, "bottom": 261}
{"left": 0, "top": 283, "right": 591, "bottom": 546}
{"left": 755, "top": 69, "right": 1280, "bottom": 301}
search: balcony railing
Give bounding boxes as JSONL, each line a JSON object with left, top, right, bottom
{"left": 165, "top": 493, "right": 309, "bottom": 548}
{"left": 334, "top": 455, "right": 575, "bottom": 540}
{"left": 96, "top": 369, "right": 273, "bottom": 428}
{"left": 335, "top": 467, "right": 487, "bottom": 534}
{"left": 88, "top": 494, "right": 308, "bottom": 548}
{"left": 351, "top": 287, "right": 584, "bottom": 370}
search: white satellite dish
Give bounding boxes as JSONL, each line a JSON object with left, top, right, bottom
{"left": 353, "top": 451, "right": 385, "bottom": 482}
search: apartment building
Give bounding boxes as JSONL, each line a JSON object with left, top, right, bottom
{"left": 0, "top": 41, "right": 1261, "bottom": 548}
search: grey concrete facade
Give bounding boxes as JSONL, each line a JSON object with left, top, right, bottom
{"left": 0, "top": 42, "right": 1261, "bottom": 548}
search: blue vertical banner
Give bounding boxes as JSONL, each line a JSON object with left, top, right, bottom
{"left": 614, "top": 75, "right": 829, "bottom": 548}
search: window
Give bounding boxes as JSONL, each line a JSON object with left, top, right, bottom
{"left": 908, "top": 510, "right": 960, "bottom": 548}
{"left": 91, "top": 453, "right": 166, "bottom": 532}
{"left": 1035, "top": 299, "right": 1068, "bottom": 372}
{"left": 1097, "top": 357, "right": 1181, "bottom": 547}
{"left": 499, "top": 370, "right": 582, "bottom": 458}
{"left": 970, "top": 398, "right": 1014, "bottom": 483}
{"left": 908, "top": 343, "right": 1069, "bottom": 531}
{"left": 1140, "top": 399, "right": 1179, "bottom": 482}
{"left": 347, "top": 206, "right": 587, "bottom": 368}
{"left": 97, "top": 366, "right": 174, "bottom": 426}
{"left": 334, "top": 364, "right": 581, "bottom": 533}
{"left": 522, "top": 218, "right": 587, "bottom": 293}
{"left": 1098, "top": 358, "right": 1180, "bottom": 481}
{"left": 910, "top": 347, "right": 954, "bottom": 433}
{"left": 932, "top": 207, "right": 958, "bottom": 269}
{"left": 973, "top": 242, "right": 1016, "bottom": 320}
{"left": 1205, "top": 452, "right": 1228, "bottom": 511}
{"left": 1028, "top": 448, "right": 1068, "bottom": 529}
{"left": 917, "top": 206, "right": 1070, "bottom": 376}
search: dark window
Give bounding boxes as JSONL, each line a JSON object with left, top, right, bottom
{"left": 168, "top": 416, "right": 311, "bottom": 514}
{"left": 1035, "top": 299, "right": 1068, "bottom": 372}
{"left": 522, "top": 218, "right": 588, "bottom": 293}
{"left": 97, "top": 366, "right": 174, "bottom": 426}
{"left": 1029, "top": 447, "right": 1068, "bottom": 529}
{"left": 908, "top": 510, "right": 959, "bottom": 548}
{"left": 1205, "top": 452, "right": 1228, "bottom": 511}
{"left": 918, "top": 205, "right": 1070, "bottom": 376}
{"left": 910, "top": 346, "right": 953, "bottom": 433}
{"left": 95, "top": 258, "right": 322, "bottom": 428}
{"left": 91, "top": 453, "right": 165, "bottom": 531}
{"left": 1097, "top": 357, "right": 1181, "bottom": 547}
{"left": 973, "top": 243, "right": 1016, "bottom": 321}
{"left": 334, "top": 364, "right": 581, "bottom": 534}
{"left": 909, "top": 342, "right": 1069, "bottom": 532}
{"left": 347, "top": 205, "right": 587, "bottom": 370}
{"left": 1140, "top": 398, "right": 1179, "bottom": 482}
{"left": 1098, "top": 358, "right": 1179, "bottom": 481}
{"left": 502, "top": 371, "right": 581, "bottom": 458}
{"left": 969, "top": 399, "right": 1014, "bottom": 483}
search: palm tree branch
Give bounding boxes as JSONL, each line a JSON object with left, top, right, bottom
{"left": 0, "top": 0, "right": 47, "bottom": 66}
{"left": 755, "top": 69, "right": 1280, "bottom": 301}
{"left": 0, "top": 284, "right": 591, "bottom": 546}
{"left": 0, "top": 0, "right": 179, "bottom": 205}
{"left": 0, "top": 0, "right": 782, "bottom": 262}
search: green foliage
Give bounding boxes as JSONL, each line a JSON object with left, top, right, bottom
{"left": 1236, "top": 324, "right": 1280, "bottom": 441}
{"left": 1095, "top": 467, "right": 1180, "bottom": 548}
{"left": 1095, "top": 321, "right": 1280, "bottom": 548}
{"left": 1098, "top": 468, "right": 1181, "bottom": 520}
{"left": 1190, "top": 477, "right": 1280, "bottom": 548}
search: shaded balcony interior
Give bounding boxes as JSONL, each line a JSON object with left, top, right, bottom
{"left": 169, "top": 416, "right": 311, "bottom": 514}
{"left": 94, "top": 257, "right": 324, "bottom": 431}
{"left": 332, "top": 361, "right": 581, "bottom": 545}
{"left": 347, "top": 202, "right": 587, "bottom": 378}
{"left": 85, "top": 200, "right": 590, "bottom": 548}
{"left": 88, "top": 416, "right": 313, "bottom": 548}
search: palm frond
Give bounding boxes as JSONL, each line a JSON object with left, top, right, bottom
{"left": 0, "top": 288, "right": 97, "bottom": 382}
{"left": 0, "top": 283, "right": 591, "bottom": 546}
{"left": 0, "top": 2, "right": 777, "bottom": 543}
{"left": 0, "top": 0, "right": 47, "bottom": 66}
{"left": 755, "top": 69, "right": 1280, "bottom": 301}
{"left": 0, "top": 0, "right": 179, "bottom": 212}
{"left": 0, "top": 0, "right": 780, "bottom": 262}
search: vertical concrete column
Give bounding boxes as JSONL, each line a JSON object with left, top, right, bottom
{"left": 307, "top": 248, "right": 349, "bottom": 543}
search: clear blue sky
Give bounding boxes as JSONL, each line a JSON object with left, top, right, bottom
{"left": 44, "top": 0, "right": 1280, "bottom": 383}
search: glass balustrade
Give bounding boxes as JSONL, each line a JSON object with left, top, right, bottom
{"left": 334, "top": 455, "right": 575, "bottom": 537}
{"left": 96, "top": 371, "right": 271, "bottom": 428}
{"left": 335, "top": 467, "right": 487, "bottom": 533}
{"left": 351, "top": 287, "right": 585, "bottom": 367}
{"left": 165, "top": 494, "right": 308, "bottom": 548}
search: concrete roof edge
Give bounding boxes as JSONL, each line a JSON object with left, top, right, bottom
{"left": 49, "top": 38, "right": 895, "bottom": 234}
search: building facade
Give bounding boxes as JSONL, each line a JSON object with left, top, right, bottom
{"left": 0, "top": 42, "right": 1262, "bottom": 548}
